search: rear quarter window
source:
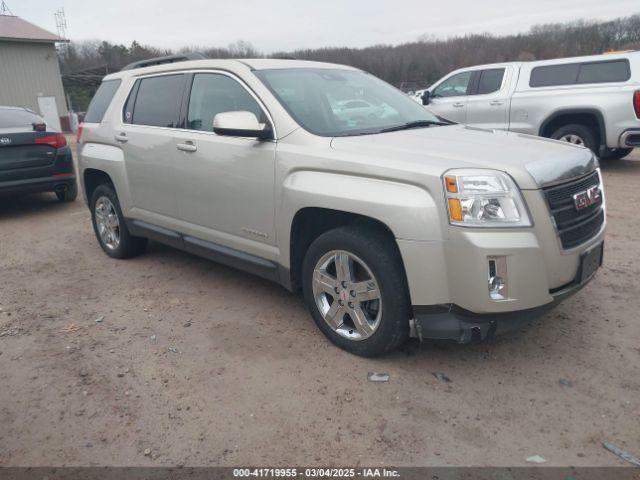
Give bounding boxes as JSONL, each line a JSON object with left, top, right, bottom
{"left": 84, "top": 79, "right": 122, "bottom": 123}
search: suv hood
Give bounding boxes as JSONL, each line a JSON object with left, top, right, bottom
{"left": 330, "top": 125, "right": 597, "bottom": 189}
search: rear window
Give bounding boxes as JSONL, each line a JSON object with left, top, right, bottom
{"left": 476, "top": 68, "right": 505, "bottom": 95}
{"left": 530, "top": 59, "right": 630, "bottom": 87}
{"left": 131, "top": 74, "right": 185, "bottom": 128}
{"left": 0, "top": 108, "right": 42, "bottom": 128}
{"left": 84, "top": 79, "right": 121, "bottom": 123}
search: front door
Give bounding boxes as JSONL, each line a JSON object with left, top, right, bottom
{"left": 427, "top": 71, "right": 473, "bottom": 124}
{"left": 173, "top": 72, "right": 277, "bottom": 259}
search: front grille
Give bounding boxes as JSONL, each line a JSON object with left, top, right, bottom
{"left": 543, "top": 171, "right": 604, "bottom": 249}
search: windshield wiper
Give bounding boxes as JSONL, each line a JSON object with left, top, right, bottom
{"left": 378, "top": 120, "right": 447, "bottom": 133}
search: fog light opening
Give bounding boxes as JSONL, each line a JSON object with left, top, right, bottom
{"left": 488, "top": 256, "right": 508, "bottom": 301}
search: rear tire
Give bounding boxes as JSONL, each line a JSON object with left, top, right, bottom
{"left": 56, "top": 182, "right": 78, "bottom": 202}
{"left": 90, "top": 184, "right": 147, "bottom": 259}
{"left": 302, "top": 225, "right": 410, "bottom": 357}
{"left": 551, "top": 124, "right": 598, "bottom": 155}
{"left": 600, "top": 148, "right": 633, "bottom": 161}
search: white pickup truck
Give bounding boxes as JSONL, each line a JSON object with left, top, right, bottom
{"left": 418, "top": 51, "right": 640, "bottom": 160}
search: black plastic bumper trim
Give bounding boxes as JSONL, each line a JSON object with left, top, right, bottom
{"left": 412, "top": 273, "right": 591, "bottom": 343}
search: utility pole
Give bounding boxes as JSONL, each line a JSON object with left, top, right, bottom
{"left": 0, "top": 1, "right": 14, "bottom": 15}
{"left": 54, "top": 8, "right": 67, "bottom": 39}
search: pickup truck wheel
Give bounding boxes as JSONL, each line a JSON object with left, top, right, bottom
{"left": 302, "top": 226, "right": 410, "bottom": 357}
{"left": 90, "top": 184, "right": 147, "bottom": 259}
{"left": 551, "top": 124, "right": 598, "bottom": 154}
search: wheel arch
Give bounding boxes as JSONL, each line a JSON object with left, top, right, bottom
{"left": 538, "top": 108, "right": 606, "bottom": 153}
{"left": 79, "top": 142, "right": 131, "bottom": 212}
{"left": 279, "top": 171, "right": 443, "bottom": 298}
{"left": 83, "top": 168, "right": 114, "bottom": 203}
{"left": 287, "top": 207, "right": 409, "bottom": 294}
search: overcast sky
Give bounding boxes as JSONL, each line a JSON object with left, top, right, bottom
{"left": 8, "top": 0, "right": 640, "bottom": 52}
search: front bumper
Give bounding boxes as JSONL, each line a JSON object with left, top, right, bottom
{"left": 399, "top": 176, "right": 605, "bottom": 342}
{"left": 412, "top": 265, "right": 596, "bottom": 342}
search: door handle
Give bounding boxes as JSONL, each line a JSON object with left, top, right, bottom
{"left": 489, "top": 100, "right": 504, "bottom": 106}
{"left": 452, "top": 102, "right": 465, "bottom": 108}
{"left": 176, "top": 142, "right": 197, "bottom": 153}
{"left": 114, "top": 133, "right": 128, "bottom": 143}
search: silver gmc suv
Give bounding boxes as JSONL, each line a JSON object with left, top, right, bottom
{"left": 78, "top": 57, "right": 605, "bottom": 356}
{"left": 418, "top": 51, "right": 640, "bottom": 160}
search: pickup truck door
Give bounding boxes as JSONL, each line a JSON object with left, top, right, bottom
{"left": 426, "top": 71, "right": 473, "bottom": 124}
{"left": 465, "top": 67, "right": 511, "bottom": 130}
{"left": 171, "top": 72, "right": 277, "bottom": 260}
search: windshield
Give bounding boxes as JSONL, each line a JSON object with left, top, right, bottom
{"left": 254, "top": 68, "right": 441, "bottom": 137}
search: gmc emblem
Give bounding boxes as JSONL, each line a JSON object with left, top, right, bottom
{"left": 0, "top": 137, "right": 11, "bottom": 145}
{"left": 573, "top": 185, "right": 601, "bottom": 211}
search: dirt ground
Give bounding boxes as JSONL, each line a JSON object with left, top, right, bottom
{"left": 0, "top": 140, "right": 639, "bottom": 468}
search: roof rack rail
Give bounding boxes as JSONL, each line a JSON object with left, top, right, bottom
{"left": 121, "top": 52, "right": 207, "bottom": 71}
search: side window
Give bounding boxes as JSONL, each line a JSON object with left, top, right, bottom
{"left": 577, "top": 60, "right": 630, "bottom": 84}
{"left": 84, "top": 79, "right": 121, "bottom": 123}
{"left": 122, "top": 80, "right": 139, "bottom": 124}
{"left": 433, "top": 72, "right": 473, "bottom": 98}
{"left": 187, "top": 73, "right": 264, "bottom": 132}
{"left": 131, "top": 74, "right": 185, "bottom": 128}
{"left": 530, "top": 64, "right": 579, "bottom": 87}
{"left": 530, "top": 60, "right": 631, "bottom": 87}
{"left": 476, "top": 68, "right": 505, "bottom": 95}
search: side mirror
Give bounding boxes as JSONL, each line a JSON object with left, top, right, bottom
{"left": 213, "top": 111, "right": 273, "bottom": 140}
{"left": 421, "top": 91, "right": 431, "bottom": 106}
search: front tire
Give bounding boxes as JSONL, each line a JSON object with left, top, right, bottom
{"left": 302, "top": 226, "right": 410, "bottom": 357}
{"left": 90, "top": 184, "right": 147, "bottom": 259}
{"left": 551, "top": 123, "right": 598, "bottom": 155}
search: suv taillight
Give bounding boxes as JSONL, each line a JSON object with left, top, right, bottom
{"left": 77, "top": 122, "right": 84, "bottom": 144}
{"left": 35, "top": 133, "right": 67, "bottom": 149}
{"left": 634, "top": 91, "right": 640, "bottom": 119}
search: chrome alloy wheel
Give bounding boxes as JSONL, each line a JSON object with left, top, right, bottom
{"left": 312, "top": 250, "right": 382, "bottom": 341}
{"left": 559, "top": 134, "right": 585, "bottom": 146}
{"left": 94, "top": 196, "right": 120, "bottom": 250}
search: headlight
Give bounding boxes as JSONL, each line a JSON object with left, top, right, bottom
{"left": 443, "top": 169, "right": 532, "bottom": 227}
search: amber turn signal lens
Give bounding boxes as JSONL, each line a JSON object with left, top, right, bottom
{"left": 448, "top": 198, "right": 462, "bottom": 221}
{"left": 445, "top": 176, "right": 458, "bottom": 193}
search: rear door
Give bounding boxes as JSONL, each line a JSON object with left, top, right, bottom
{"left": 465, "top": 67, "right": 510, "bottom": 130}
{"left": 118, "top": 73, "right": 187, "bottom": 224}
{"left": 427, "top": 71, "right": 473, "bottom": 124}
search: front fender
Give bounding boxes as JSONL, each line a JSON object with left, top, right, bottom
{"left": 277, "top": 170, "right": 443, "bottom": 268}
